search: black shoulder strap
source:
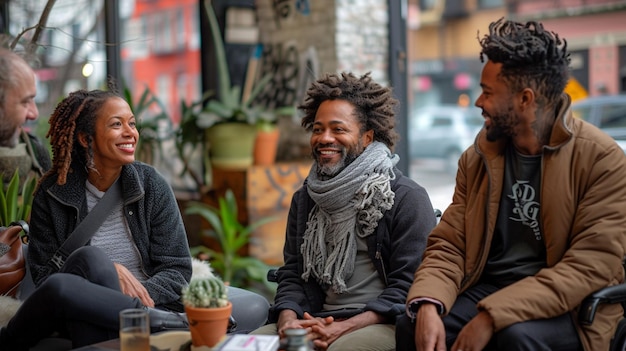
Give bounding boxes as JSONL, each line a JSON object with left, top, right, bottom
{"left": 49, "top": 177, "right": 122, "bottom": 269}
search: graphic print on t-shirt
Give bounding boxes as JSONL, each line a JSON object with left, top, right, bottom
{"left": 508, "top": 180, "right": 542, "bottom": 241}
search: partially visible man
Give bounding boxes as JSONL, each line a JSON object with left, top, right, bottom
{"left": 397, "top": 18, "right": 626, "bottom": 351}
{"left": 0, "top": 48, "right": 50, "bottom": 185}
{"left": 251, "top": 72, "right": 437, "bottom": 351}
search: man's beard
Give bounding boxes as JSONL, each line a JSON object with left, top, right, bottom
{"left": 486, "top": 122, "right": 505, "bottom": 142}
{"left": 0, "top": 124, "right": 20, "bottom": 147}
{"left": 313, "top": 144, "right": 362, "bottom": 180}
{"left": 485, "top": 106, "right": 517, "bottom": 142}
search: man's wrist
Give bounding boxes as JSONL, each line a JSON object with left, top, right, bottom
{"left": 406, "top": 298, "right": 444, "bottom": 321}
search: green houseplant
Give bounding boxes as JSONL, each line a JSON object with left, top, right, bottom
{"left": 181, "top": 275, "right": 232, "bottom": 348}
{"left": 0, "top": 169, "right": 37, "bottom": 227}
{"left": 176, "top": 0, "right": 294, "bottom": 179}
{"left": 185, "top": 189, "right": 276, "bottom": 289}
{"left": 177, "top": 1, "right": 268, "bottom": 173}
{"left": 123, "top": 85, "right": 172, "bottom": 166}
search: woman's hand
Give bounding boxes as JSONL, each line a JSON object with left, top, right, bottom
{"left": 114, "top": 263, "right": 154, "bottom": 307}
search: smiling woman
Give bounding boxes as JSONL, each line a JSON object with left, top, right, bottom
{"left": 0, "top": 87, "right": 193, "bottom": 350}
{"left": 78, "top": 96, "right": 139, "bottom": 188}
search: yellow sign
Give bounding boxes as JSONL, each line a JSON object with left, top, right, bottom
{"left": 565, "top": 78, "right": 588, "bottom": 102}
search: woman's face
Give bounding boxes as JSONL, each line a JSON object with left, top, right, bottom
{"left": 90, "top": 96, "right": 138, "bottom": 171}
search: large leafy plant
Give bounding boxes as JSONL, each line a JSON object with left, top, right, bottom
{"left": 0, "top": 169, "right": 37, "bottom": 227}
{"left": 185, "top": 189, "right": 276, "bottom": 288}
{"left": 195, "top": 0, "right": 277, "bottom": 129}
{"left": 174, "top": 2, "right": 295, "bottom": 190}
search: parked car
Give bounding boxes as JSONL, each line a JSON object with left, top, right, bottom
{"left": 571, "top": 94, "right": 626, "bottom": 154}
{"left": 409, "top": 105, "right": 484, "bottom": 173}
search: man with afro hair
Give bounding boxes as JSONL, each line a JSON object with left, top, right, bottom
{"left": 252, "top": 72, "right": 437, "bottom": 351}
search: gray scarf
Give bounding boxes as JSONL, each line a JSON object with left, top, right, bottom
{"left": 301, "top": 141, "right": 398, "bottom": 293}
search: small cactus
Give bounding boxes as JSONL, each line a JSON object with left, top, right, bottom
{"left": 182, "top": 276, "right": 229, "bottom": 308}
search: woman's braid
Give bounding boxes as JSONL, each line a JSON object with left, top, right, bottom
{"left": 44, "top": 89, "right": 119, "bottom": 185}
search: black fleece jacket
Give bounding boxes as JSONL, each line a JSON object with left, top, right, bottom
{"left": 28, "top": 161, "right": 192, "bottom": 311}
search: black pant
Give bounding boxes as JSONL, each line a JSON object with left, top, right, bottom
{"left": 2, "top": 246, "right": 143, "bottom": 350}
{"left": 396, "top": 283, "right": 583, "bottom": 351}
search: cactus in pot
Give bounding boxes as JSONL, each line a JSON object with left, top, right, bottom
{"left": 182, "top": 276, "right": 229, "bottom": 308}
{"left": 182, "top": 276, "right": 233, "bottom": 348}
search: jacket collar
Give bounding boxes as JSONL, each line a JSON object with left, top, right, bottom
{"left": 47, "top": 162, "right": 144, "bottom": 206}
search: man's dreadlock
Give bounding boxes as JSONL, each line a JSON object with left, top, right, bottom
{"left": 478, "top": 18, "right": 571, "bottom": 106}
{"left": 45, "top": 89, "right": 119, "bottom": 185}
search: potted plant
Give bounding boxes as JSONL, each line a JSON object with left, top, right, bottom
{"left": 185, "top": 189, "right": 276, "bottom": 290}
{"left": 181, "top": 275, "right": 232, "bottom": 348}
{"left": 192, "top": 0, "right": 269, "bottom": 170}
{"left": 175, "top": 0, "right": 295, "bottom": 180}
{"left": 252, "top": 106, "right": 296, "bottom": 166}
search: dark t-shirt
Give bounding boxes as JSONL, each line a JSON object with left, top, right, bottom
{"left": 480, "top": 145, "right": 546, "bottom": 288}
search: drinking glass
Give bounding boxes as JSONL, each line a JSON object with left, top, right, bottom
{"left": 119, "top": 308, "right": 150, "bottom": 351}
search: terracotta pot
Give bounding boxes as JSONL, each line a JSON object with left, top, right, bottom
{"left": 253, "top": 128, "right": 280, "bottom": 166}
{"left": 185, "top": 302, "right": 232, "bottom": 348}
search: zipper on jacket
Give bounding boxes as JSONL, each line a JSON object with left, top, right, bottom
{"left": 375, "top": 242, "right": 388, "bottom": 286}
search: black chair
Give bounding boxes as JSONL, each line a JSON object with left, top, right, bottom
{"left": 579, "top": 258, "right": 626, "bottom": 351}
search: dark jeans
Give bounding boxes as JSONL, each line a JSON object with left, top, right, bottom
{"left": 2, "top": 246, "right": 143, "bottom": 350}
{"left": 396, "top": 283, "right": 583, "bottom": 351}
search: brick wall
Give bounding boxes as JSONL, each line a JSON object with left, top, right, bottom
{"left": 254, "top": 0, "right": 390, "bottom": 161}
{"left": 255, "top": 0, "right": 389, "bottom": 103}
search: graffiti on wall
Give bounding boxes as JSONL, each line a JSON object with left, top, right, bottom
{"left": 255, "top": 41, "right": 319, "bottom": 110}
{"left": 255, "top": 0, "right": 318, "bottom": 109}
{"left": 272, "top": 0, "right": 310, "bottom": 28}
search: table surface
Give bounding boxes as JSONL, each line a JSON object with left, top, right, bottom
{"left": 71, "top": 331, "right": 226, "bottom": 351}
{"left": 72, "top": 338, "right": 120, "bottom": 351}
{"left": 72, "top": 333, "right": 280, "bottom": 351}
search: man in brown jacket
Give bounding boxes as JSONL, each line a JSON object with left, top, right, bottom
{"left": 397, "top": 18, "right": 626, "bottom": 351}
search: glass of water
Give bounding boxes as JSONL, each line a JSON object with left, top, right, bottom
{"left": 119, "top": 308, "right": 150, "bottom": 351}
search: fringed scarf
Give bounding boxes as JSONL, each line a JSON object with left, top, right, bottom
{"left": 301, "top": 141, "right": 398, "bottom": 293}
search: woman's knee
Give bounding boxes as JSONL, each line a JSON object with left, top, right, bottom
{"left": 228, "top": 287, "right": 269, "bottom": 332}
{"left": 61, "top": 246, "right": 118, "bottom": 285}
{"left": 36, "top": 274, "right": 79, "bottom": 305}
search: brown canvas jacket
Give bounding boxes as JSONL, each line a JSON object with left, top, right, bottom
{"left": 407, "top": 94, "right": 626, "bottom": 351}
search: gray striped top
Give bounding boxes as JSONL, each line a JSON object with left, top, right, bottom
{"left": 86, "top": 180, "right": 149, "bottom": 283}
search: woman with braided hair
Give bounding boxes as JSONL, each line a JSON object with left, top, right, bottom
{"left": 0, "top": 88, "right": 192, "bottom": 350}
